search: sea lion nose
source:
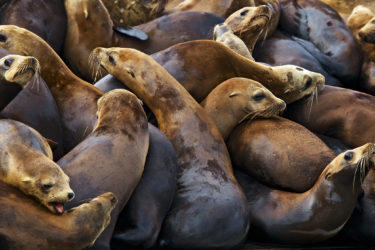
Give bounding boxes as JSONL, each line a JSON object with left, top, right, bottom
{"left": 264, "top": 5, "right": 269, "bottom": 12}
{"left": 31, "top": 57, "right": 35, "bottom": 64}
{"left": 68, "top": 192, "right": 75, "bottom": 199}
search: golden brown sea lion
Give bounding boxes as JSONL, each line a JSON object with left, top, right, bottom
{"left": 151, "top": 40, "right": 325, "bottom": 104}
{"left": 228, "top": 116, "right": 336, "bottom": 192}
{"left": 91, "top": 47, "right": 249, "bottom": 249}
{"left": 58, "top": 89, "right": 149, "bottom": 250}
{"left": 284, "top": 86, "right": 375, "bottom": 148}
{"left": 0, "top": 25, "right": 103, "bottom": 153}
{"left": 200, "top": 77, "right": 286, "bottom": 140}
{"left": 320, "top": 0, "right": 375, "bottom": 20}
{"left": 64, "top": 0, "right": 224, "bottom": 81}
{"left": 0, "top": 119, "right": 74, "bottom": 214}
{"left": 347, "top": 5, "right": 375, "bottom": 94}
{"left": 102, "top": 0, "right": 167, "bottom": 26}
{"left": 0, "top": 183, "right": 117, "bottom": 250}
{"left": 236, "top": 143, "right": 375, "bottom": 244}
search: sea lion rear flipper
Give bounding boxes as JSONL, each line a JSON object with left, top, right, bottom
{"left": 113, "top": 26, "right": 148, "bottom": 41}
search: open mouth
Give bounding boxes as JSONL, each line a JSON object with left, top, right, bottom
{"left": 49, "top": 202, "right": 65, "bottom": 215}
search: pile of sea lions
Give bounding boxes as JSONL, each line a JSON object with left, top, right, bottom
{"left": 1, "top": 0, "right": 375, "bottom": 249}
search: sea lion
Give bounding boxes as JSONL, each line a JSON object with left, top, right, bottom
{"left": 101, "top": 0, "right": 167, "bottom": 26}
{"left": 200, "top": 77, "right": 286, "bottom": 140}
{"left": 112, "top": 124, "right": 178, "bottom": 249}
{"left": 0, "top": 182, "right": 117, "bottom": 250}
{"left": 0, "top": 119, "right": 74, "bottom": 214}
{"left": 227, "top": 116, "right": 336, "bottom": 192}
{"left": 151, "top": 40, "right": 325, "bottom": 104}
{"left": 220, "top": 5, "right": 272, "bottom": 59}
{"left": 320, "top": 0, "right": 375, "bottom": 20}
{"left": 235, "top": 142, "right": 375, "bottom": 244}
{"left": 347, "top": 5, "right": 375, "bottom": 94}
{"left": 284, "top": 85, "right": 375, "bottom": 148}
{"left": 64, "top": 0, "right": 224, "bottom": 81}
{"left": 91, "top": 47, "right": 249, "bottom": 249}
{"left": 0, "top": 0, "right": 66, "bottom": 53}
{"left": 253, "top": 31, "right": 343, "bottom": 87}
{"left": 0, "top": 25, "right": 103, "bottom": 153}
{"left": 58, "top": 89, "right": 149, "bottom": 250}
{"left": 279, "top": 0, "right": 362, "bottom": 87}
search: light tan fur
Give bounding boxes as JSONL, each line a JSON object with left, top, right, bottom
{"left": 0, "top": 55, "right": 39, "bottom": 87}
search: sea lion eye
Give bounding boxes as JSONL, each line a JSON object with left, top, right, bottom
{"left": 344, "top": 151, "right": 353, "bottom": 161}
{"left": 240, "top": 10, "right": 249, "bottom": 16}
{"left": 108, "top": 54, "right": 115, "bottom": 65}
{"left": 3, "top": 58, "right": 13, "bottom": 69}
{"left": 301, "top": 77, "right": 312, "bottom": 91}
{"left": 42, "top": 184, "right": 53, "bottom": 190}
{"left": 0, "top": 34, "right": 7, "bottom": 42}
{"left": 253, "top": 93, "right": 265, "bottom": 101}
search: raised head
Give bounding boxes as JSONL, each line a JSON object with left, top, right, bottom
{"left": 0, "top": 54, "right": 39, "bottom": 87}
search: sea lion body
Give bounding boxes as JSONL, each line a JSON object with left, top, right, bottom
{"left": 112, "top": 124, "right": 178, "bottom": 248}
{"left": 151, "top": 40, "right": 325, "bottom": 104}
{"left": 0, "top": 183, "right": 117, "bottom": 250}
{"left": 284, "top": 85, "right": 375, "bottom": 148}
{"left": 58, "top": 89, "right": 149, "bottom": 250}
{"left": 64, "top": 0, "right": 224, "bottom": 81}
{"left": 228, "top": 116, "right": 336, "bottom": 192}
{"left": 236, "top": 143, "right": 375, "bottom": 243}
{"left": 0, "top": 0, "right": 66, "bottom": 53}
{"left": 91, "top": 47, "right": 249, "bottom": 249}
{"left": 254, "top": 31, "right": 343, "bottom": 87}
{"left": 0, "top": 119, "right": 73, "bottom": 214}
{"left": 279, "top": 0, "right": 361, "bottom": 86}
{"left": 0, "top": 25, "right": 103, "bottom": 153}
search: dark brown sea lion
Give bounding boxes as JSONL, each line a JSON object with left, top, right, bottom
{"left": 201, "top": 77, "right": 286, "bottom": 140}
{"left": 102, "top": 0, "right": 167, "bottom": 26}
{"left": 279, "top": 0, "right": 362, "bottom": 87}
{"left": 235, "top": 142, "right": 375, "bottom": 244}
{"left": 0, "top": 25, "right": 103, "bottom": 153}
{"left": 227, "top": 116, "right": 336, "bottom": 192}
{"left": 284, "top": 85, "right": 375, "bottom": 148}
{"left": 0, "top": 182, "right": 117, "bottom": 250}
{"left": 151, "top": 40, "right": 325, "bottom": 104}
{"left": 0, "top": 0, "right": 66, "bottom": 53}
{"left": 58, "top": 89, "right": 149, "bottom": 250}
{"left": 347, "top": 5, "right": 375, "bottom": 94}
{"left": 0, "top": 119, "right": 73, "bottom": 214}
{"left": 112, "top": 124, "right": 178, "bottom": 249}
{"left": 253, "top": 31, "right": 343, "bottom": 87}
{"left": 91, "top": 47, "right": 249, "bottom": 249}
{"left": 64, "top": 0, "right": 224, "bottom": 81}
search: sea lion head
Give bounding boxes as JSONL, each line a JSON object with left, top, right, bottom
{"left": 0, "top": 55, "right": 39, "bottom": 87}
{"left": 323, "top": 143, "right": 375, "bottom": 189}
{"left": 358, "top": 18, "right": 375, "bottom": 44}
{"left": 347, "top": 5, "right": 375, "bottom": 39}
{"left": 225, "top": 5, "right": 271, "bottom": 43}
{"left": 272, "top": 65, "right": 325, "bottom": 104}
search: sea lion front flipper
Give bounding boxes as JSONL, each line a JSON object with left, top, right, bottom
{"left": 113, "top": 26, "right": 148, "bottom": 41}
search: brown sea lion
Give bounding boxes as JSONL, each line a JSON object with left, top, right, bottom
{"left": 102, "top": 0, "right": 167, "bottom": 26}
{"left": 151, "top": 40, "right": 325, "bottom": 104}
{"left": 236, "top": 142, "right": 375, "bottom": 244}
{"left": 228, "top": 116, "right": 336, "bottom": 192}
{"left": 0, "top": 119, "right": 73, "bottom": 214}
{"left": 200, "top": 77, "right": 286, "bottom": 140}
{"left": 0, "top": 25, "right": 103, "bottom": 153}
{"left": 58, "top": 89, "right": 149, "bottom": 250}
{"left": 284, "top": 85, "right": 375, "bottom": 148}
{"left": 0, "top": 0, "right": 66, "bottom": 53}
{"left": 347, "top": 5, "right": 375, "bottom": 94}
{"left": 254, "top": 31, "right": 343, "bottom": 87}
{"left": 0, "top": 182, "right": 117, "bottom": 250}
{"left": 64, "top": 0, "right": 224, "bottom": 81}
{"left": 91, "top": 47, "right": 249, "bottom": 249}
{"left": 112, "top": 124, "right": 178, "bottom": 249}
{"left": 320, "top": 0, "right": 375, "bottom": 20}
{"left": 279, "top": 0, "right": 362, "bottom": 87}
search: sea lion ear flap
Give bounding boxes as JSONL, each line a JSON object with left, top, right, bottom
{"left": 44, "top": 137, "right": 58, "bottom": 150}
{"left": 229, "top": 92, "right": 239, "bottom": 98}
{"left": 113, "top": 26, "right": 149, "bottom": 41}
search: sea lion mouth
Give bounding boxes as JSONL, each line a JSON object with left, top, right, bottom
{"left": 48, "top": 202, "right": 65, "bottom": 215}
{"left": 250, "top": 14, "right": 271, "bottom": 23}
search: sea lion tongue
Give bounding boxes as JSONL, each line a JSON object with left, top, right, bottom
{"left": 51, "top": 202, "right": 64, "bottom": 214}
